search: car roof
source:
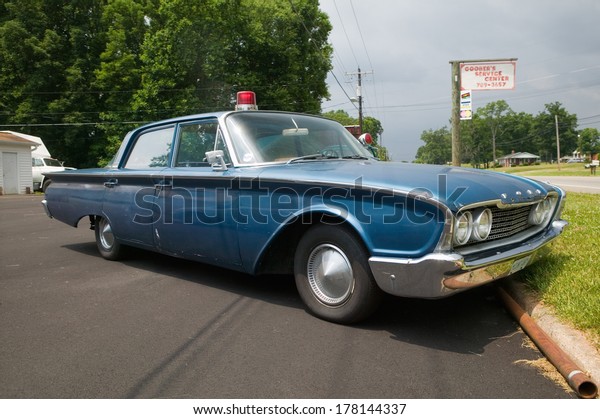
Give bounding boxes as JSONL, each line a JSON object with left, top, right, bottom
{"left": 133, "top": 110, "right": 332, "bottom": 132}
{"left": 134, "top": 111, "right": 230, "bottom": 130}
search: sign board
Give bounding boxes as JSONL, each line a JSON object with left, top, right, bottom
{"left": 460, "top": 90, "right": 472, "bottom": 120}
{"left": 460, "top": 61, "right": 516, "bottom": 90}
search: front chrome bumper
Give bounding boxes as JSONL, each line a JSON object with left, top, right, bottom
{"left": 369, "top": 219, "right": 568, "bottom": 299}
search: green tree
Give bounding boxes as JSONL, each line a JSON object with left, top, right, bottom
{"left": 0, "top": 0, "right": 333, "bottom": 167}
{"left": 322, "top": 110, "right": 384, "bottom": 142}
{"left": 94, "top": 0, "right": 157, "bottom": 164}
{"left": 459, "top": 100, "right": 513, "bottom": 167}
{"left": 414, "top": 127, "right": 451, "bottom": 165}
{"left": 132, "top": 0, "right": 332, "bottom": 118}
{"left": 0, "top": 0, "right": 106, "bottom": 167}
{"left": 476, "top": 100, "right": 513, "bottom": 163}
{"left": 363, "top": 116, "right": 384, "bottom": 144}
{"left": 460, "top": 115, "right": 490, "bottom": 168}
{"left": 578, "top": 128, "right": 600, "bottom": 158}
{"left": 232, "top": 0, "right": 332, "bottom": 114}
{"left": 363, "top": 116, "right": 388, "bottom": 160}
{"left": 419, "top": 100, "right": 584, "bottom": 165}
{"left": 322, "top": 110, "right": 389, "bottom": 160}
{"left": 461, "top": 107, "right": 540, "bottom": 167}
{"left": 532, "top": 102, "right": 578, "bottom": 162}
{"left": 501, "top": 111, "right": 535, "bottom": 156}
{"left": 321, "top": 109, "right": 357, "bottom": 126}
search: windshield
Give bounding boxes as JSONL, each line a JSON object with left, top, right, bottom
{"left": 43, "top": 158, "right": 63, "bottom": 167}
{"left": 225, "top": 112, "right": 373, "bottom": 164}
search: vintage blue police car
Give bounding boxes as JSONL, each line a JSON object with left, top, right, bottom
{"left": 42, "top": 92, "right": 567, "bottom": 323}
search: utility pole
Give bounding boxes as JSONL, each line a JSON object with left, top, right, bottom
{"left": 555, "top": 114, "right": 561, "bottom": 171}
{"left": 449, "top": 58, "right": 517, "bottom": 167}
{"left": 347, "top": 67, "right": 373, "bottom": 134}
{"left": 450, "top": 61, "right": 461, "bottom": 166}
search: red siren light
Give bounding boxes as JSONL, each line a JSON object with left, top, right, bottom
{"left": 235, "top": 91, "right": 258, "bottom": 110}
{"left": 359, "top": 133, "right": 373, "bottom": 145}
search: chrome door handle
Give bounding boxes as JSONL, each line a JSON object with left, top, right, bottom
{"left": 103, "top": 179, "right": 118, "bottom": 188}
{"left": 154, "top": 180, "right": 173, "bottom": 190}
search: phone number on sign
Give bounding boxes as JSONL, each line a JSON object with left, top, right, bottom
{"left": 335, "top": 403, "right": 406, "bottom": 415}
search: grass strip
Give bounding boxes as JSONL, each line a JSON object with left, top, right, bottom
{"left": 511, "top": 192, "right": 600, "bottom": 345}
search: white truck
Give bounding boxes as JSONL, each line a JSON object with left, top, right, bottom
{"left": 6, "top": 131, "right": 75, "bottom": 191}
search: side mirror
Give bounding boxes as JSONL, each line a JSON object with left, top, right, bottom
{"left": 205, "top": 150, "right": 228, "bottom": 171}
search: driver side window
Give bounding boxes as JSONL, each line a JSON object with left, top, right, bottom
{"left": 175, "top": 119, "right": 232, "bottom": 167}
{"left": 175, "top": 121, "right": 218, "bottom": 167}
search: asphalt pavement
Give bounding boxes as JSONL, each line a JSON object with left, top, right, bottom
{"left": 527, "top": 176, "right": 600, "bottom": 194}
{"left": 0, "top": 195, "right": 588, "bottom": 399}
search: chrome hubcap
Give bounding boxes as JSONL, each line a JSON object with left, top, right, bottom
{"left": 98, "top": 219, "right": 114, "bottom": 250}
{"left": 307, "top": 244, "right": 354, "bottom": 306}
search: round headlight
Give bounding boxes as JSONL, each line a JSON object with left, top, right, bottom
{"left": 546, "top": 196, "right": 557, "bottom": 218}
{"left": 472, "top": 208, "right": 493, "bottom": 241}
{"left": 453, "top": 211, "right": 473, "bottom": 246}
{"left": 529, "top": 199, "right": 551, "bottom": 225}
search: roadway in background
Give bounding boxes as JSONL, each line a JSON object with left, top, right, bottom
{"left": 527, "top": 176, "right": 600, "bottom": 194}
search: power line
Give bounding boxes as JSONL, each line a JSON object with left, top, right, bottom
{"left": 349, "top": 0, "right": 373, "bottom": 71}
{"left": 287, "top": 0, "right": 357, "bottom": 109}
{"left": 346, "top": 0, "right": 383, "bottom": 131}
{"left": 576, "top": 113, "right": 600, "bottom": 121}
{"left": 0, "top": 81, "right": 332, "bottom": 97}
{"left": 332, "top": 0, "right": 360, "bottom": 68}
{"left": 0, "top": 121, "right": 147, "bottom": 127}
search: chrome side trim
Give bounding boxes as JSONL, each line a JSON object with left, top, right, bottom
{"left": 368, "top": 219, "right": 567, "bottom": 299}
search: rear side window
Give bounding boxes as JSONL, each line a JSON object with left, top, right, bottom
{"left": 124, "top": 126, "right": 175, "bottom": 169}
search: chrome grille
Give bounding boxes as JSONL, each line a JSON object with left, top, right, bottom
{"left": 453, "top": 193, "right": 559, "bottom": 252}
{"left": 488, "top": 205, "right": 532, "bottom": 241}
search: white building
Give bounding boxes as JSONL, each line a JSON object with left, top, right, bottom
{"left": 0, "top": 131, "right": 36, "bottom": 195}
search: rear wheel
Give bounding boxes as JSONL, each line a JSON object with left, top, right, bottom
{"left": 294, "top": 224, "right": 383, "bottom": 324}
{"left": 94, "top": 216, "right": 124, "bottom": 260}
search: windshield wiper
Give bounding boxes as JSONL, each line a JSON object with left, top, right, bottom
{"left": 286, "top": 154, "right": 338, "bottom": 164}
{"left": 342, "top": 155, "right": 370, "bottom": 160}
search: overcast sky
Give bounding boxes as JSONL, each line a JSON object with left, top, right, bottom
{"left": 318, "top": 0, "right": 600, "bottom": 161}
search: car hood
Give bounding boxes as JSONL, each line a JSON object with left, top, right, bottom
{"left": 255, "top": 160, "right": 556, "bottom": 211}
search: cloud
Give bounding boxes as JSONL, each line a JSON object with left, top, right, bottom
{"left": 319, "top": 0, "right": 600, "bottom": 161}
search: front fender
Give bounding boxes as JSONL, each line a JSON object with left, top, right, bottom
{"left": 246, "top": 191, "right": 448, "bottom": 274}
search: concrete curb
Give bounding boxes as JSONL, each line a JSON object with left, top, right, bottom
{"left": 505, "top": 279, "right": 600, "bottom": 396}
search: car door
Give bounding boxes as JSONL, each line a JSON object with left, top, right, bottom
{"left": 152, "top": 119, "right": 242, "bottom": 269}
{"left": 101, "top": 125, "right": 174, "bottom": 249}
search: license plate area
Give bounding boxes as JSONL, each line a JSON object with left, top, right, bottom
{"left": 509, "top": 255, "right": 532, "bottom": 275}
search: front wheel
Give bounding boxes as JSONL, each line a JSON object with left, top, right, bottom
{"left": 94, "top": 216, "right": 124, "bottom": 260}
{"left": 294, "top": 225, "right": 383, "bottom": 324}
